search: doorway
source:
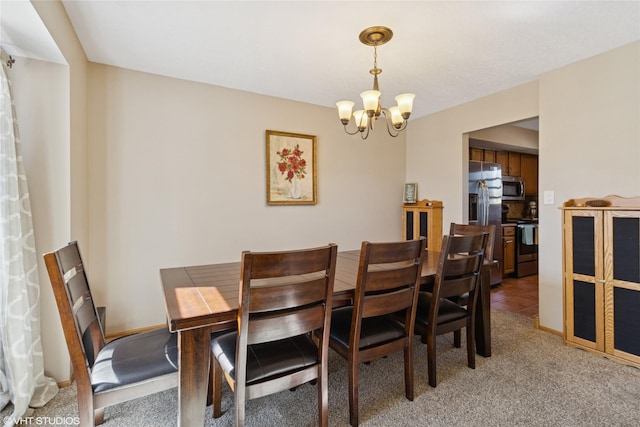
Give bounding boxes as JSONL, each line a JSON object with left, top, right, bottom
{"left": 466, "top": 117, "right": 540, "bottom": 318}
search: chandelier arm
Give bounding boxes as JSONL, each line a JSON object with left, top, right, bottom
{"left": 360, "top": 125, "right": 371, "bottom": 140}
{"left": 342, "top": 123, "right": 362, "bottom": 136}
{"left": 380, "top": 109, "right": 403, "bottom": 138}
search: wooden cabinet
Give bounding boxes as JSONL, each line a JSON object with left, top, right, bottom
{"left": 483, "top": 150, "right": 496, "bottom": 163}
{"left": 470, "top": 147, "right": 484, "bottom": 161}
{"left": 469, "top": 147, "right": 496, "bottom": 164}
{"left": 496, "top": 150, "right": 522, "bottom": 176}
{"left": 507, "top": 152, "right": 521, "bottom": 176}
{"left": 496, "top": 151, "right": 509, "bottom": 174}
{"left": 520, "top": 154, "right": 538, "bottom": 195}
{"left": 471, "top": 148, "right": 537, "bottom": 194}
{"left": 562, "top": 199, "right": 640, "bottom": 368}
{"left": 402, "top": 200, "right": 443, "bottom": 252}
{"left": 502, "top": 225, "right": 516, "bottom": 275}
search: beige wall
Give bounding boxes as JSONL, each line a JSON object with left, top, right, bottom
{"left": 87, "top": 64, "right": 406, "bottom": 334}
{"left": 537, "top": 41, "right": 640, "bottom": 330}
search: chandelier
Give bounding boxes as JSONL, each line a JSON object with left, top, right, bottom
{"left": 336, "top": 26, "right": 415, "bottom": 140}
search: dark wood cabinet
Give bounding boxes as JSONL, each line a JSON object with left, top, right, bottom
{"left": 507, "top": 152, "right": 521, "bottom": 176}
{"left": 562, "top": 199, "right": 640, "bottom": 368}
{"left": 502, "top": 225, "right": 516, "bottom": 275}
{"left": 520, "top": 154, "right": 538, "bottom": 195}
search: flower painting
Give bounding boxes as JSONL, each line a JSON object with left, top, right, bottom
{"left": 266, "top": 130, "right": 317, "bottom": 205}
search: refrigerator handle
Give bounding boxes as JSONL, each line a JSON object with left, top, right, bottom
{"left": 478, "top": 180, "right": 488, "bottom": 226}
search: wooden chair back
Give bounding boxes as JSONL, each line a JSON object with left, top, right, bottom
{"left": 351, "top": 238, "right": 427, "bottom": 353}
{"left": 449, "top": 222, "right": 495, "bottom": 262}
{"left": 44, "top": 241, "right": 105, "bottom": 384}
{"left": 417, "top": 232, "right": 489, "bottom": 387}
{"left": 230, "top": 243, "right": 338, "bottom": 426}
{"left": 329, "top": 237, "right": 425, "bottom": 425}
{"left": 44, "top": 241, "right": 178, "bottom": 426}
{"left": 432, "top": 233, "right": 488, "bottom": 304}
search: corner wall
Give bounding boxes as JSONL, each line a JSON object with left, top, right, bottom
{"left": 408, "top": 41, "right": 640, "bottom": 333}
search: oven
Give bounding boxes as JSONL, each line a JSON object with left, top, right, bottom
{"left": 516, "top": 222, "right": 538, "bottom": 277}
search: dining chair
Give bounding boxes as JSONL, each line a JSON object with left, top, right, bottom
{"left": 450, "top": 223, "right": 495, "bottom": 264}
{"left": 43, "top": 241, "right": 178, "bottom": 426}
{"left": 413, "top": 232, "right": 489, "bottom": 387}
{"left": 448, "top": 223, "right": 495, "bottom": 346}
{"left": 210, "top": 244, "right": 338, "bottom": 427}
{"left": 327, "top": 238, "right": 426, "bottom": 426}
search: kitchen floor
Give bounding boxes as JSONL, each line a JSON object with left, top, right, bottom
{"left": 490, "top": 274, "right": 539, "bottom": 318}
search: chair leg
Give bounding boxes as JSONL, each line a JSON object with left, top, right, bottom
{"left": 348, "top": 361, "right": 359, "bottom": 426}
{"left": 318, "top": 365, "right": 328, "bottom": 427}
{"left": 403, "top": 341, "right": 415, "bottom": 401}
{"left": 467, "top": 321, "right": 476, "bottom": 370}
{"left": 94, "top": 408, "right": 104, "bottom": 426}
{"left": 453, "top": 329, "right": 461, "bottom": 348}
{"left": 427, "top": 331, "right": 437, "bottom": 388}
{"left": 211, "top": 357, "right": 223, "bottom": 418}
{"left": 77, "top": 383, "right": 96, "bottom": 427}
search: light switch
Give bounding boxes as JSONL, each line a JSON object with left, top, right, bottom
{"left": 543, "top": 191, "right": 554, "bottom": 205}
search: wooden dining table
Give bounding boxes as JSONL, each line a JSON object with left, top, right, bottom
{"left": 160, "top": 249, "right": 495, "bottom": 427}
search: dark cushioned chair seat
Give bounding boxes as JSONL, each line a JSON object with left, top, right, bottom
{"left": 91, "top": 328, "right": 178, "bottom": 393}
{"left": 330, "top": 306, "right": 405, "bottom": 350}
{"left": 415, "top": 292, "right": 468, "bottom": 326}
{"left": 212, "top": 332, "right": 318, "bottom": 384}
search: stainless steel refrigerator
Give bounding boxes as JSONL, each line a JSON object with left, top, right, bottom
{"left": 468, "top": 160, "right": 503, "bottom": 286}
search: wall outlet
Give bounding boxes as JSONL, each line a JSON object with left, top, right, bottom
{"left": 544, "top": 191, "right": 555, "bottom": 205}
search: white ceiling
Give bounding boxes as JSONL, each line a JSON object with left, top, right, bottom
{"left": 4, "top": 1, "right": 640, "bottom": 120}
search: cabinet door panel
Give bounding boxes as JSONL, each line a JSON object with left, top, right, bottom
{"left": 404, "top": 211, "right": 414, "bottom": 241}
{"left": 508, "top": 152, "right": 521, "bottom": 176}
{"left": 611, "top": 217, "right": 640, "bottom": 283}
{"left": 573, "top": 280, "right": 597, "bottom": 342}
{"left": 572, "top": 216, "right": 596, "bottom": 276}
{"left": 612, "top": 287, "right": 640, "bottom": 356}
{"left": 604, "top": 211, "right": 640, "bottom": 362}
{"left": 563, "top": 210, "right": 604, "bottom": 351}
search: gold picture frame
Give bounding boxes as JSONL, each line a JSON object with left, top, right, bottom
{"left": 266, "top": 130, "right": 317, "bottom": 205}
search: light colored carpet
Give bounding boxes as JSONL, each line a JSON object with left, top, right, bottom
{"left": 3, "top": 310, "right": 640, "bottom": 426}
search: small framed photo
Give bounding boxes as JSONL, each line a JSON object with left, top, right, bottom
{"left": 266, "top": 130, "right": 317, "bottom": 205}
{"left": 403, "top": 183, "right": 418, "bottom": 203}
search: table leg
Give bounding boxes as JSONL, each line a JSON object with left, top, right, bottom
{"left": 178, "top": 326, "right": 211, "bottom": 427}
{"left": 475, "top": 268, "right": 491, "bottom": 357}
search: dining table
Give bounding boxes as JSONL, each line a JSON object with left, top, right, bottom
{"left": 160, "top": 249, "right": 495, "bottom": 427}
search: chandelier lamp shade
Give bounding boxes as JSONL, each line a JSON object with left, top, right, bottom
{"left": 336, "top": 26, "right": 415, "bottom": 140}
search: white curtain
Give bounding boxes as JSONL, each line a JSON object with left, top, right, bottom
{"left": 0, "top": 51, "right": 58, "bottom": 426}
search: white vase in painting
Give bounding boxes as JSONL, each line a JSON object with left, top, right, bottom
{"left": 289, "top": 177, "right": 302, "bottom": 199}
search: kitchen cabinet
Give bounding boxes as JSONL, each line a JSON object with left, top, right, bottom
{"left": 520, "top": 154, "right": 538, "bottom": 195}
{"left": 562, "top": 198, "right": 640, "bottom": 368}
{"left": 495, "top": 151, "right": 509, "bottom": 174}
{"left": 470, "top": 148, "right": 484, "bottom": 161}
{"left": 483, "top": 150, "right": 497, "bottom": 163}
{"left": 507, "top": 152, "right": 521, "bottom": 176}
{"left": 402, "top": 200, "right": 443, "bottom": 252}
{"left": 502, "top": 225, "right": 516, "bottom": 275}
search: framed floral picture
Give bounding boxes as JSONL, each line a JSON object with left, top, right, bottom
{"left": 403, "top": 183, "right": 418, "bottom": 203}
{"left": 266, "top": 130, "right": 317, "bottom": 205}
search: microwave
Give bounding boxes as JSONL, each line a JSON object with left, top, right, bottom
{"left": 502, "top": 176, "right": 525, "bottom": 200}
